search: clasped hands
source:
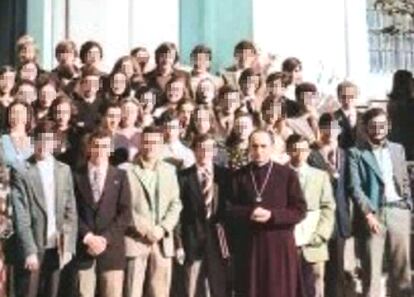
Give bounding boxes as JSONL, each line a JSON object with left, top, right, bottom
{"left": 145, "top": 225, "right": 165, "bottom": 244}
{"left": 84, "top": 233, "right": 107, "bottom": 256}
{"left": 250, "top": 207, "right": 272, "bottom": 223}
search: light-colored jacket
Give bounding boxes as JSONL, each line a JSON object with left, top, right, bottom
{"left": 124, "top": 160, "right": 182, "bottom": 258}
{"left": 294, "top": 166, "right": 335, "bottom": 263}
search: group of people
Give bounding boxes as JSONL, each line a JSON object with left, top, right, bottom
{"left": 0, "top": 34, "right": 412, "bottom": 297}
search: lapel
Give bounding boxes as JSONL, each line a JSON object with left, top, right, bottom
{"left": 359, "top": 143, "right": 383, "bottom": 182}
{"left": 337, "top": 109, "right": 352, "bottom": 131}
{"left": 26, "top": 156, "right": 47, "bottom": 212}
{"left": 96, "top": 166, "right": 116, "bottom": 211}
{"left": 131, "top": 162, "right": 155, "bottom": 209}
{"left": 387, "top": 143, "right": 400, "bottom": 183}
{"left": 188, "top": 166, "right": 207, "bottom": 217}
{"left": 54, "top": 161, "right": 65, "bottom": 219}
{"left": 76, "top": 167, "right": 96, "bottom": 209}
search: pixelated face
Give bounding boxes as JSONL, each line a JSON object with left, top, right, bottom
{"left": 292, "top": 66, "right": 303, "bottom": 85}
{"left": 236, "top": 49, "right": 256, "bottom": 68}
{"left": 20, "top": 62, "right": 38, "bottom": 82}
{"left": 367, "top": 114, "right": 388, "bottom": 143}
{"left": 194, "top": 139, "right": 215, "bottom": 165}
{"left": 88, "top": 136, "right": 111, "bottom": 161}
{"left": 16, "top": 84, "right": 37, "bottom": 104}
{"left": 140, "top": 91, "right": 156, "bottom": 110}
{"left": 0, "top": 71, "right": 16, "bottom": 93}
{"left": 249, "top": 131, "right": 273, "bottom": 164}
{"left": 86, "top": 46, "right": 101, "bottom": 65}
{"left": 178, "top": 103, "right": 194, "bottom": 125}
{"left": 39, "top": 84, "right": 57, "bottom": 108}
{"left": 320, "top": 120, "right": 341, "bottom": 142}
{"left": 192, "top": 53, "right": 210, "bottom": 73}
{"left": 9, "top": 103, "right": 28, "bottom": 128}
{"left": 35, "top": 132, "right": 57, "bottom": 158}
{"left": 141, "top": 132, "right": 163, "bottom": 159}
{"left": 104, "top": 107, "right": 121, "bottom": 131}
{"left": 302, "top": 91, "right": 318, "bottom": 108}
{"left": 339, "top": 86, "right": 357, "bottom": 110}
{"left": 222, "top": 91, "right": 240, "bottom": 113}
{"left": 81, "top": 75, "right": 100, "bottom": 97}
{"left": 288, "top": 140, "right": 310, "bottom": 165}
{"left": 241, "top": 75, "right": 260, "bottom": 96}
{"left": 19, "top": 44, "right": 36, "bottom": 64}
{"left": 121, "top": 60, "right": 134, "bottom": 78}
{"left": 263, "top": 101, "right": 282, "bottom": 123}
{"left": 234, "top": 116, "right": 253, "bottom": 140}
{"left": 158, "top": 51, "right": 176, "bottom": 68}
{"left": 135, "top": 49, "right": 149, "bottom": 62}
{"left": 166, "top": 81, "right": 184, "bottom": 103}
{"left": 55, "top": 102, "right": 71, "bottom": 126}
{"left": 121, "top": 101, "right": 139, "bottom": 127}
{"left": 195, "top": 109, "right": 211, "bottom": 134}
{"left": 164, "top": 119, "right": 180, "bottom": 141}
{"left": 111, "top": 73, "right": 127, "bottom": 95}
{"left": 197, "top": 79, "right": 215, "bottom": 103}
{"left": 267, "top": 79, "right": 286, "bottom": 98}
{"left": 57, "top": 51, "right": 75, "bottom": 65}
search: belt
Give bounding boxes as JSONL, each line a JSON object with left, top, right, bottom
{"left": 381, "top": 200, "right": 410, "bottom": 210}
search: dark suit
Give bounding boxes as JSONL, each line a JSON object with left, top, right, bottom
{"left": 178, "top": 165, "right": 230, "bottom": 297}
{"left": 72, "top": 93, "right": 107, "bottom": 133}
{"left": 334, "top": 108, "right": 363, "bottom": 149}
{"left": 73, "top": 165, "right": 131, "bottom": 272}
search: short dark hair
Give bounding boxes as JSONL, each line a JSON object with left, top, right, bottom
{"left": 286, "top": 134, "right": 308, "bottom": 151}
{"left": 191, "top": 133, "right": 215, "bottom": 149}
{"left": 234, "top": 40, "right": 256, "bottom": 56}
{"left": 79, "top": 41, "right": 103, "bottom": 64}
{"left": 295, "top": 82, "right": 317, "bottom": 102}
{"left": 248, "top": 128, "right": 275, "bottom": 145}
{"left": 81, "top": 65, "right": 101, "bottom": 79}
{"left": 142, "top": 125, "right": 163, "bottom": 135}
{"left": 155, "top": 42, "right": 179, "bottom": 64}
{"left": 318, "top": 112, "right": 337, "bottom": 128}
{"left": 6, "top": 100, "right": 33, "bottom": 133}
{"left": 282, "top": 57, "right": 302, "bottom": 73}
{"left": 158, "top": 110, "right": 179, "bottom": 125}
{"left": 0, "top": 66, "right": 15, "bottom": 76}
{"left": 238, "top": 68, "right": 261, "bottom": 90}
{"left": 337, "top": 81, "right": 357, "bottom": 97}
{"left": 266, "top": 71, "right": 291, "bottom": 88}
{"left": 362, "top": 107, "right": 388, "bottom": 127}
{"left": 55, "top": 40, "right": 78, "bottom": 58}
{"left": 33, "top": 120, "right": 56, "bottom": 139}
{"left": 87, "top": 128, "right": 112, "bottom": 147}
{"left": 191, "top": 44, "right": 212, "bottom": 60}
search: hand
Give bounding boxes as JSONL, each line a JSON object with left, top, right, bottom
{"left": 250, "top": 207, "right": 272, "bottom": 223}
{"left": 25, "top": 254, "right": 39, "bottom": 271}
{"left": 175, "top": 248, "right": 185, "bottom": 265}
{"left": 85, "top": 234, "right": 107, "bottom": 256}
{"left": 366, "top": 213, "right": 381, "bottom": 234}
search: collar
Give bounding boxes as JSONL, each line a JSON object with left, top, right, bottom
{"left": 136, "top": 156, "right": 160, "bottom": 171}
{"left": 289, "top": 162, "right": 310, "bottom": 174}
{"left": 196, "top": 163, "right": 213, "bottom": 175}
{"left": 367, "top": 139, "right": 389, "bottom": 151}
{"left": 88, "top": 161, "right": 108, "bottom": 173}
{"left": 36, "top": 154, "right": 54, "bottom": 166}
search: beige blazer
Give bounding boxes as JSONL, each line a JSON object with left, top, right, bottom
{"left": 294, "top": 166, "right": 335, "bottom": 263}
{"left": 124, "top": 160, "right": 182, "bottom": 258}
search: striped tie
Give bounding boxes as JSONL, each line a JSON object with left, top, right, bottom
{"left": 201, "top": 169, "right": 213, "bottom": 218}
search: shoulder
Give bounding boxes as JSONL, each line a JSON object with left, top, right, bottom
{"left": 158, "top": 161, "right": 178, "bottom": 174}
{"left": 307, "top": 166, "right": 329, "bottom": 181}
{"left": 388, "top": 141, "right": 404, "bottom": 151}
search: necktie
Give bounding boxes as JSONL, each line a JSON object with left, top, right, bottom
{"left": 92, "top": 169, "right": 102, "bottom": 203}
{"left": 200, "top": 169, "right": 213, "bottom": 218}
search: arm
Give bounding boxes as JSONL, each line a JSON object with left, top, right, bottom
{"left": 226, "top": 174, "right": 255, "bottom": 221}
{"left": 63, "top": 169, "right": 78, "bottom": 254}
{"left": 10, "top": 169, "right": 38, "bottom": 258}
{"left": 309, "top": 172, "right": 336, "bottom": 245}
{"left": 158, "top": 171, "right": 182, "bottom": 235}
{"left": 396, "top": 145, "right": 412, "bottom": 207}
{"left": 347, "top": 149, "right": 375, "bottom": 215}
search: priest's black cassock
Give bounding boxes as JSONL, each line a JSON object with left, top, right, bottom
{"left": 228, "top": 161, "right": 307, "bottom": 297}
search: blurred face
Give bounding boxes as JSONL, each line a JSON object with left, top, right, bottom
{"left": 195, "top": 109, "right": 211, "bottom": 134}
{"left": 178, "top": 103, "right": 194, "bottom": 126}
{"left": 121, "top": 101, "right": 139, "bottom": 127}
{"left": 20, "top": 62, "right": 38, "bottom": 82}
{"left": 85, "top": 46, "right": 101, "bottom": 66}
{"left": 158, "top": 51, "right": 175, "bottom": 70}
{"left": 140, "top": 91, "right": 155, "bottom": 111}
{"left": 366, "top": 114, "right": 388, "bottom": 144}
{"left": 164, "top": 119, "right": 180, "bottom": 142}
{"left": 249, "top": 131, "right": 273, "bottom": 165}
{"left": 55, "top": 102, "right": 71, "bottom": 128}
{"left": 88, "top": 136, "right": 111, "bottom": 164}
{"left": 0, "top": 71, "right": 16, "bottom": 94}
{"left": 135, "top": 49, "right": 150, "bottom": 67}
{"left": 194, "top": 139, "right": 215, "bottom": 166}
{"left": 301, "top": 91, "right": 318, "bottom": 109}
{"left": 80, "top": 75, "right": 100, "bottom": 98}
{"left": 121, "top": 60, "right": 135, "bottom": 78}
{"left": 35, "top": 132, "right": 56, "bottom": 159}
{"left": 267, "top": 79, "right": 286, "bottom": 98}
{"left": 236, "top": 49, "right": 256, "bottom": 69}
{"left": 104, "top": 107, "right": 121, "bottom": 132}
{"left": 16, "top": 84, "right": 37, "bottom": 104}
{"left": 192, "top": 53, "right": 210, "bottom": 73}
{"left": 111, "top": 73, "right": 127, "bottom": 95}
{"left": 263, "top": 102, "right": 282, "bottom": 124}
{"left": 222, "top": 91, "right": 240, "bottom": 113}
{"left": 166, "top": 81, "right": 184, "bottom": 103}
{"left": 339, "top": 86, "right": 358, "bottom": 110}
{"left": 197, "top": 79, "right": 215, "bottom": 104}
{"left": 234, "top": 116, "right": 253, "bottom": 140}
{"left": 9, "top": 103, "right": 28, "bottom": 128}
{"left": 19, "top": 44, "right": 36, "bottom": 64}
{"left": 320, "top": 120, "right": 341, "bottom": 144}
{"left": 241, "top": 75, "right": 259, "bottom": 96}
{"left": 291, "top": 66, "right": 303, "bottom": 85}
{"left": 39, "top": 84, "right": 57, "bottom": 108}
{"left": 288, "top": 140, "right": 310, "bottom": 167}
{"left": 141, "top": 132, "right": 163, "bottom": 161}
{"left": 57, "top": 50, "right": 75, "bottom": 65}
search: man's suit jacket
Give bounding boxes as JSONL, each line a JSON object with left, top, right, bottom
{"left": 294, "top": 165, "right": 335, "bottom": 263}
{"left": 11, "top": 156, "right": 78, "bottom": 265}
{"left": 124, "top": 160, "right": 182, "bottom": 258}
{"left": 348, "top": 141, "right": 412, "bottom": 222}
{"left": 334, "top": 108, "right": 364, "bottom": 149}
{"left": 308, "top": 149, "right": 352, "bottom": 238}
{"left": 178, "top": 165, "right": 231, "bottom": 262}
{"left": 73, "top": 165, "right": 131, "bottom": 272}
